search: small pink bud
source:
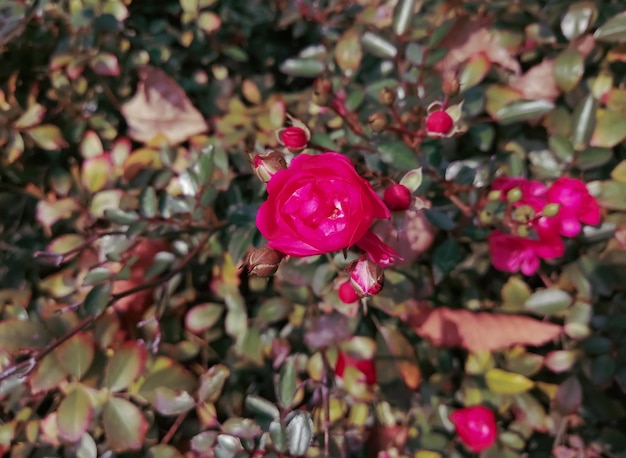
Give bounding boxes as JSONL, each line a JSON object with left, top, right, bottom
{"left": 426, "top": 110, "right": 454, "bottom": 135}
{"left": 338, "top": 280, "right": 360, "bottom": 304}
{"left": 245, "top": 247, "right": 285, "bottom": 277}
{"left": 280, "top": 127, "right": 308, "bottom": 151}
{"left": 349, "top": 258, "right": 384, "bottom": 297}
{"left": 383, "top": 184, "right": 412, "bottom": 211}
{"left": 449, "top": 405, "right": 497, "bottom": 452}
{"left": 253, "top": 151, "right": 287, "bottom": 183}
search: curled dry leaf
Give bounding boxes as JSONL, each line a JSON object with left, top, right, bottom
{"left": 435, "top": 16, "right": 521, "bottom": 76}
{"left": 509, "top": 59, "right": 560, "bottom": 102}
{"left": 371, "top": 197, "right": 437, "bottom": 265}
{"left": 407, "top": 301, "right": 562, "bottom": 352}
{"left": 121, "top": 66, "right": 208, "bottom": 144}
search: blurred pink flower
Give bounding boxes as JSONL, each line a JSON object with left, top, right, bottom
{"left": 491, "top": 176, "right": 547, "bottom": 212}
{"left": 538, "top": 177, "right": 601, "bottom": 238}
{"left": 257, "top": 153, "right": 396, "bottom": 261}
{"left": 488, "top": 230, "right": 564, "bottom": 276}
{"left": 450, "top": 405, "right": 497, "bottom": 452}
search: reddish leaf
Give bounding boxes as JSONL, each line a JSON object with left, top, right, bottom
{"left": 509, "top": 59, "right": 560, "bottom": 102}
{"left": 121, "top": 66, "right": 208, "bottom": 144}
{"left": 407, "top": 301, "right": 562, "bottom": 352}
{"left": 435, "top": 16, "right": 520, "bottom": 76}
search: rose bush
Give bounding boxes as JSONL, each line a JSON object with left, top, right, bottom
{"left": 256, "top": 152, "right": 399, "bottom": 265}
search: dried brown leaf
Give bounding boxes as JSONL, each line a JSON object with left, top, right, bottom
{"left": 407, "top": 301, "right": 562, "bottom": 352}
{"left": 509, "top": 59, "right": 560, "bottom": 102}
{"left": 121, "top": 66, "right": 208, "bottom": 144}
{"left": 435, "top": 16, "right": 521, "bottom": 76}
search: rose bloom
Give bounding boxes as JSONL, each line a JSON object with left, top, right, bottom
{"left": 537, "top": 177, "right": 601, "bottom": 238}
{"left": 450, "top": 405, "right": 497, "bottom": 452}
{"left": 256, "top": 152, "right": 399, "bottom": 265}
{"left": 488, "top": 229, "right": 564, "bottom": 276}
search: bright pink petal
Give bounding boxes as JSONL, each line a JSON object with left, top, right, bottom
{"left": 355, "top": 231, "right": 402, "bottom": 267}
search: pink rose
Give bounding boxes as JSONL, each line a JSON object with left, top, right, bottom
{"left": 538, "top": 177, "right": 601, "bottom": 237}
{"left": 450, "top": 405, "right": 497, "bottom": 452}
{"left": 488, "top": 230, "right": 564, "bottom": 276}
{"left": 257, "top": 153, "right": 397, "bottom": 261}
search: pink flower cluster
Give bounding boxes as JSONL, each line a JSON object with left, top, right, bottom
{"left": 487, "top": 177, "right": 601, "bottom": 276}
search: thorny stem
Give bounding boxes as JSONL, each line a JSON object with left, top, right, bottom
{"left": 0, "top": 231, "right": 213, "bottom": 384}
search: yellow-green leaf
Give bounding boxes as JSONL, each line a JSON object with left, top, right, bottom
{"left": 25, "top": 124, "right": 68, "bottom": 150}
{"left": 485, "top": 368, "right": 534, "bottom": 394}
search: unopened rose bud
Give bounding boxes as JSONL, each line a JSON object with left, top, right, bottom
{"left": 506, "top": 187, "right": 522, "bottom": 204}
{"left": 349, "top": 258, "right": 384, "bottom": 297}
{"left": 542, "top": 203, "right": 560, "bottom": 217}
{"left": 245, "top": 247, "right": 285, "bottom": 277}
{"left": 426, "top": 110, "right": 454, "bottom": 136}
{"left": 378, "top": 87, "right": 396, "bottom": 106}
{"left": 280, "top": 126, "right": 308, "bottom": 152}
{"left": 487, "top": 190, "right": 502, "bottom": 201}
{"left": 383, "top": 184, "right": 412, "bottom": 211}
{"left": 368, "top": 113, "right": 388, "bottom": 133}
{"left": 253, "top": 151, "right": 287, "bottom": 183}
{"left": 338, "top": 280, "right": 360, "bottom": 304}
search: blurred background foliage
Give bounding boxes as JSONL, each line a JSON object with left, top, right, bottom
{"left": 1, "top": 0, "right": 626, "bottom": 457}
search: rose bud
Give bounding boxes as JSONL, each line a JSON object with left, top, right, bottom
{"left": 449, "top": 405, "right": 497, "bottom": 452}
{"left": 378, "top": 87, "right": 396, "bottom": 106}
{"left": 280, "top": 126, "right": 308, "bottom": 152}
{"left": 245, "top": 247, "right": 285, "bottom": 277}
{"left": 426, "top": 110, "right": 454, "bottom": 136}
{"left": 338, "top": 280, "right": 360, "bottom": 304}
{"left": 368, "top": 113, "right": 388, "bottom": 133}
{"left": 335, "top": 351, "right": 377, "bottom": 385}
{"left": 383, "top": 184, "right": 412, "bottom": 211}
{"left": 253, "top": 151, "right": 287, "bottom": 183}
{"left": 350, "top": 258, "right": 384, "bottom": 297}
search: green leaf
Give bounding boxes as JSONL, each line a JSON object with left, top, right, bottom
{"left": 222, "top": 418, "right": 263, "bottom": 439}
{"left": 561, "top": 2, "right": 598, "bottom": 40}
{"left": 269, "top": 420, "right": 287, "bottom": 453}
{"left": 279, "top": 59, "right": 325, "bottom": 78}
{"left": 432, "top": 239, "right": 463, "bottom": 281}
{"left": 104, "top": 208, "right": 140, "bottom": 225}
{"left": 393, "top": 0, "right": 418, "bottom": 36}
{"left": 83, "top": 267, "right": 113, "bottom": 286}
{"left": 0, "top": 320, "right": 49, "bottom": 352}
{"left": 590, "top": 109, "right": 626, "bottom": 148}
{"left": 378, "top": 141, "right": 420, "bottom": 170}
{"left": 576, "top": 147, "right": 613, "bottom": 170}
{"left": 286, "top": 412, "right": 313, "bottom": 456}
{"left": 57, "top": 386, "right": 94, "bottom": 443}
{"left": 524, "top": 288, "right": 572, "bottom": 315}
{"left": 277, "top": 356, "right": 297, "bottom": 410}
{"left": 245, "top": 395, "right": 280, "bottom": 419}
{"left": 154, "top": 387, "right": 195, "bottom": 416}
{"left": 104, "top": 342, "right": 148, "bottom": 392}
{"left": 549, "top": 135, "right": 574, "bottom": 164}
{"left": 55, "top": 333, "right": 95, "bottom": 380}
{"left": 361, "top": 31, "right": 397, "bottom": 59}
{"left": 553, "top": 49, "right": 584, "bottom": 92}
{"left": 594, "top": 12, "right": 626, "bottom": 42}
{"left": 596, "top": 180, "right": 626, "bottom": 210}
{"left": 496, "top": 100, "right": 555, "bottom": 124}
{"left": 103, "top": 397, "right": 149, "bottom": 452}
{"left": 198, "top": 364, "right": 230, "bottom": 403}
{"left": 84, "top": 283, "right": 111, "bottom": 316}
{"left": 25, "top": 124, "right": 68, "bottom": 150}
{"left": 571, "top": 94, "right": 597, "bottom": 150}
{"left": 139, "top": 187, "right": 158, "bottom": 218}
{"left": 485, "top": 368, "right": 534, "bottom": 394}
{"left": 424, "top": 208, "right": 456, "bottom": 230}
{"left": 501, "top": 276, "right": 532, "bottom": 312}
{"left": 185, "top": 303, "right": 223, "bottom": 334}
